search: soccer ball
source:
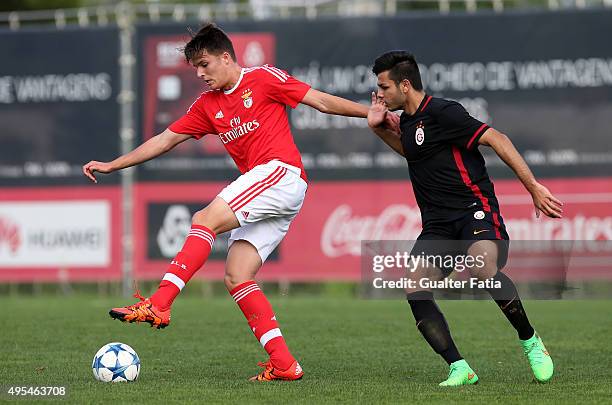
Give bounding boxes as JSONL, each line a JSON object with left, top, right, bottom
{"left": 92, "top": 342, "right": 140, "bottom": 382}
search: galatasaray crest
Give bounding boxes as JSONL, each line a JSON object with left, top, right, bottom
{"left": 242, "top": 89, "right": 253, "bottom": 109}
{"left": 415, "top": 122, "right": 425, "bottom": 146}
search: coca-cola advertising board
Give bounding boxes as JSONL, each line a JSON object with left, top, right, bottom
{"left": 136, "top": 177, "right": 612, "bottom": 282}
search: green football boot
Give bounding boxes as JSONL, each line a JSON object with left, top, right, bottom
{"left": 439, "top": 359, "right": 479, "bottom": 387}
{"left": 521, "top": 332, "right": 554, "bottom": 383}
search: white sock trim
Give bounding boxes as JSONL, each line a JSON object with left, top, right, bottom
{"left": 189, "top": 228, "right": 215, "bottom": 241}
{"left": 259, "top": 328, "right": 282, "bottom": 347}
{"left": 233, "top": 284, "right": 261, "bottom": 302}
{"left": 188, "top": 231, "right": 214, "bottom": 248}
{"left": 162, "top": 273, "right": 185, "bottom": 290}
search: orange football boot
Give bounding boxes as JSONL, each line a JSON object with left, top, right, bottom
{"left": 109, "top": 292, "right": 170, "bottom": 329}
{"left": 249, "top": 360, "right": 304, "bottom": 382}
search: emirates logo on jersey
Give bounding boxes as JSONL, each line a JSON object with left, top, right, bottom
{"left": 219, "top": 115, "right": 261, "bottom": 144}
{"left": 415, "top": 122, "right": 425, "bottom": 146}
{"left": 242, "top": 89, "right": 254, "bottom": 109}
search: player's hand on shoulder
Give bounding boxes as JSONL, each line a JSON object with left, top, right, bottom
{"left": 82, "top": 160, "right": 114, "bottom": 183}
{"left": 530, "top": 182, "right": 563, "bottom": 219}
{"left": 383, "top": 111, "right": 401, "bottom": 135}
{"left": 368, "top": 92, "right": 390, "bottom": 129}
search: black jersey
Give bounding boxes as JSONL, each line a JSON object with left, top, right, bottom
{"left": 399, "top": 95, "right": 498, "bottom": 215}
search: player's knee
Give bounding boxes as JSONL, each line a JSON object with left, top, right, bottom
{"left": 405, "top": 287, "right": 430, "bottom": 297}
{"left": 192, "top": 200, "right": 239, "bottom": 235}
{"left": 467, "top": 240, "right": 499, "bottom": 280}
{"left": 469, "top": 261, "right": 497, "bottom": 280}
{"left": 223, "top": 274, "right": 237, "bottom": 291}
{"left": 192, "top": 207, "right": 222, "bottom": 232}
{"left": 224, "top": 272, "right": 247, "bottom": 291}
{"left": 192, "top": 208, "right": 209, "bottom": 226}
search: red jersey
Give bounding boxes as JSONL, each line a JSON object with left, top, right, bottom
{"left": 169, "top": 65, "right": 311, "bottom": 181}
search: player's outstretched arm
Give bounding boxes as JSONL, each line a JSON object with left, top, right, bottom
{"left": 82, "top": 129, "right": 192, "bottom": 183}
{"left": 301, "top": 88, "right": 369, "bottom": 118}
{"left": 479, "top": 128, "right": 563, "bottom": 218}
{"left": 367, "top": 92, "right": 404, "bottom": 156}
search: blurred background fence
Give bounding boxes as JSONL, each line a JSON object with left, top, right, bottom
{"left": 1, "top": 1, "right": 611, "bottom": 296}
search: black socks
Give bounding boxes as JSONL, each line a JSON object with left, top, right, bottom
{"left": 407, "top": 272, "right": 535, "bottom": 366}
{"left": 485, "top": 272, "right": 535, "bottom": 340}
{"left": 407, "top": 291, "right": 462, "bottom": 365}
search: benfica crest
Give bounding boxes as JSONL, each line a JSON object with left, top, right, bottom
{"left": 242, "top": 89, "right": 253, "bottom": 109}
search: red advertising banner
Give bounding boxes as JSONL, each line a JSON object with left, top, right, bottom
{"left": 0, "top": 186, "right": 122, "bottom": 282}
{"left": 135, "top": 177, "right": 612, "bottom": 282}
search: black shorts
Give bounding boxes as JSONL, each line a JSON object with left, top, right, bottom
{"left": 412, "top": 207, "right": 510, "bottom": 275}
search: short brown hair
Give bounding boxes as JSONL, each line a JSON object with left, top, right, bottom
{"left": 183, "top": 23, "right": 236, "bottom": 63}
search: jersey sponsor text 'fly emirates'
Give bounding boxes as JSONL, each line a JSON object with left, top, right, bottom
{"left": 169, "top": 65, "right": 310, "bottom": 181}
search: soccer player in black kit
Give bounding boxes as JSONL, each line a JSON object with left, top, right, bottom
{"left": 367, "top": 51, "right": 563, "bottom": 386}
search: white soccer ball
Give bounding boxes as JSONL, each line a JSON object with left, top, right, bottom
{"left": 92, "top": 342, "right": 140, "bottom": 382}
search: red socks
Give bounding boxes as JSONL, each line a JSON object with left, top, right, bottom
{"left": 230, "top": 281, "right": 295, "bottom": 371}
{"left": 149, "top": 227, "right": 295, "bottom": 371}
{"left": 150, "top": 225, "right": 215, "bottom": 310}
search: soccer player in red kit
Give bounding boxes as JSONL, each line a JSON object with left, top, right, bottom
{"left": 83, "top": 24, "right": 395, "bottom": 381}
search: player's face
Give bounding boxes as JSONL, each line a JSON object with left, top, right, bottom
{"left": 192, "top": 50, "right": 232, "bottom": 90}
{"left": 376, "top": 71, "right": 405, "bottom": 111}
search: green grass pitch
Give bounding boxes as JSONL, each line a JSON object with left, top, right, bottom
{"left": 1, "top": 296, "right": 611, "bottom": 404}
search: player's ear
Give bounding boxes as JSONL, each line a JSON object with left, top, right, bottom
{"left": 400, "top": 79, "right": 412, "bottom": 94}
{"left": 221, "top": 51, "right": 232, "bottom": 65}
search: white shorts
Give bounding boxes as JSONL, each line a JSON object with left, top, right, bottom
{"left": 218, "top": 160, "right": 308, "bottom": 262}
